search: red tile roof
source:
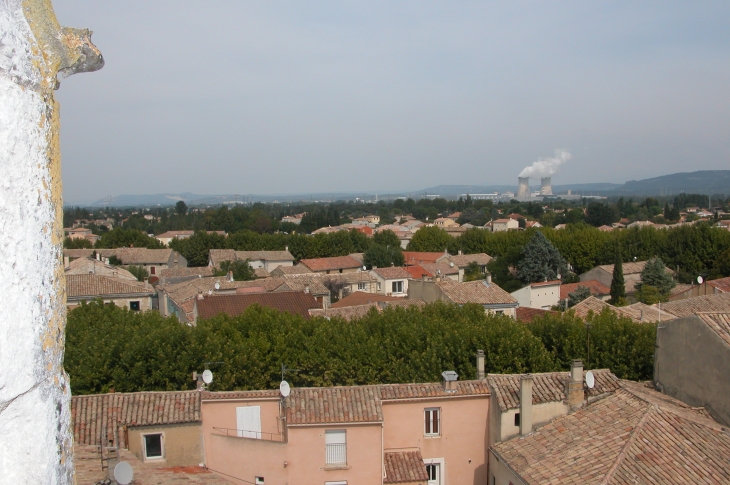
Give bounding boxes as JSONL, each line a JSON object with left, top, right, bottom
{"left": 196, "top": 292, "right": 321, "bottom": 320}
{"left": 299, "top": 255, "right": 363, "bottom": 272}
{"left": 71, "top": 391, "right": 201, "bottom": 447}
{"left": 660, "top": 293, "right": 730, "bottom": 318}
{"left": 378, "top": 381, "right": 490, "bottom": 401}
{"left": 384, "top": 450, "right": 429, "bottom": 483}
{"left": 515, "top": 307, "right": 557, "bottom": 322}
{"left": 491, "top": 383, "right": 730, "bottom": 484}
{"left": 437, "top": 280, "right": 518, "bottom": 306}
{"left": 560, "top": 280, "right": 610, "bottom": 300}
{"left": 403, "top": 251, "right": 446, "bottom": 265}
{"left": 487, "top": 369, "right": 619, "bottom": 412}
{"left": 286, "top": 386, "right": 383, "bottom": 425}
{"left": 708, "top": 276, "right": 730, "bottom": 293}
{"left": 695, "top": 312, "right": 730, "bottom": 348}
{"left": 331, "top": 291, "right": 404, "bottom": 308}
{"left": 404, "top": 264, "right": 433, "bottom": 279}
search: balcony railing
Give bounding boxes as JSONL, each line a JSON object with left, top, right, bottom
{"left": 326, "top": 443, "right": 347, "bottom": 465}
{"left": 212, "top": 427, "right": 285, "bottom": 442}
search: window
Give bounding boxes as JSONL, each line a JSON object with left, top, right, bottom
{"left": 358, "top": 282, "right": 366, "bottom": 291}
{"left": 150, "top": 266, "right": 156, "bottom": 275}
{"left": 255, "top": 478, "right": 264, "bottom": 485}
{"left": 377, "top": 282, "right": 382, "bottom": 291}
{"left": 424, "top": 408, "right": 440, "bottom": 436}
{"left": 236, "top": 406, "right": 262, "bottom": 439}
{"left": 426, "top": 463, "right": 440, "bottom": 484}
{"left": 143, "top": 433, "right": 163, "bottom": 459}
{"left": 129, "top": 301, "right": 140, "bottom": 311}
{"left": 514, "top": 412, "right": 520, "bottom": 427}
{"left": 392, "top": 280, "right": 404, "bottom": 293}
{"left": 325, "top": 430, "right": 347, "bottom": 465}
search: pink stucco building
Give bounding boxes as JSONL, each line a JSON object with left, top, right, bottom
{"left": 201, "top": 373, "right": 490, "bottom": 485}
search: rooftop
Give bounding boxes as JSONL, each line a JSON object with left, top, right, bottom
{"left": 383, "top": 450, "right": 429, "bottom": 483}
{"left": 372, "top": 266, "right": 414, "bottom": 280}
{"left": 195, "top": 291, "right": 321, "bottom": 320}
{"left": 299, "top": 255, "right": 363, "bottom": 272}
{"left": 560, "top": 280, "right": 610, "bottom": 300}
{"left": 331, "top": 291, "right": 404, "bottom": 308}
{"left": 661, "top": 293, "right": 730, "bottom": 318}
{"left": 491, "top": 381, "right": 730, "bottom": 485}
{"left": 440, "top": 253, "right": 493, "bottom": 267}
{"left": 437, "top": 279, "right": 518, "bottom": 306}
{"left": 487, "top": 369, "right": 620, "bottom": 412}
{"left": 66, "top": 274, "right": 153, "bottom": 298}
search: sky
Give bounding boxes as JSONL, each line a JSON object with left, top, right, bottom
{"left": 54, "top": 1, "right": 730, "bottom": 203}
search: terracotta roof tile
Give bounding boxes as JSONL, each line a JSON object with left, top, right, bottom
{"left": 419, "top": 262, "right": 459, "bottom": 276}
{"left": 384, "top": 450, "right": 429, "bottom": 483}
{"left": 487, "top": 369, "right": 620, "bottom": 412}
{"left": 196, "top": 292, "right": 322, "bottom": 320}
{"left": 65, "top": 257, "right": 137, "bottom": 281}
{"left": 708, "top": 276, "right": 730, "bottom": 293}
{"left": 372, "top": 267, "right": 412, "bottom": 279}
{"left": 331, "top": 291, "right": 403, "bottom": 308}
{"left": 437, "top": 280, "right": 517, "bottom": 306}
{"left": 560, "top": 280, "right": 610, "bottom": 300}
{"left": 201, "top": 390, "right": 281, "bottom": 401}
{"left": 515, "top": 307, "right": 558, "bottom": 322}
{"left": 377, "top": 380, "right": 490, "bottom": 400}
{"left": 66, "top": 274, "right": 153, "bottom": 298}
{"left": 571, "top": 296, "right": 675, "bottom": 323}
{"left": 439, "top": 253, "right": 493, "bottom": 267}
{"left": 270, "top": 265, "right": 314, "bottom": 276}
{"left": 661, "top": 293, "right": 730, "bottom": 318}
{"left": 491, "top": 383, "right": 730, "bottom": 485}
{"left": 71, "top": 391, "right": 200, "bottom": 447}
{"left": 299, "top": 255, "right": 362, "bottom": 272}
{"left": 402, "top": 251, "right": 446, "bottom": 265}
{"left": 286, "top": 386, "right": 383, "bottom": 425}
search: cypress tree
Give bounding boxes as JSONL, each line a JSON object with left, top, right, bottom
{"left": 610, "top": 246, "right": 626, "bottom": 304}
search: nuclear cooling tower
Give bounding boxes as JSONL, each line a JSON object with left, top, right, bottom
{"left": 517, "top": 177, "right": 530, "bottom": 198}
{"left": 541, "top": 177, "right": 553, "bottom": 195}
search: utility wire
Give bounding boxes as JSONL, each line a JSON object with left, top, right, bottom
{"left": 204, "top": 466, "right": 257, "bottom": 484}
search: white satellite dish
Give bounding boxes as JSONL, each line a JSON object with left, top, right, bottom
{"left": 585, "top": 370, "right": 595, "bottom": 389}
{"left": 449, "top": 262, "right": 455, "bottom": 267}
{"left": 362, "top": 265, "right": 367, "bottom": 271}
{"left": 280, "top": 380, "right": 291, "bottom": 398}
{"left": 697, "top": 276, "right": 704, "bottom": 285}
{"left": 214, "top": 282, "right": 221, "bottom": 290}
{"left": 202, "top": 370, "right": 213, "bottom": 384}
{"left": 113, "top": 461, "right": 134, "bottom": 485}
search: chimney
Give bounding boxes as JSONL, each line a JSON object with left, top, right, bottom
{"left": 228, "top": 271, "right": 234, "bottom": 282}
{"left": 486, "top": 273, "right": 492, "bottom": 284}
{"left": 96, "top": 252, "right": 101, "bottom": 261}
{"left": 64, "top": 256, "right": 70, "bottom": 269}
{"left": 517, "top": 177, "right": 530, "bottom": 198}
{"left": 567, "top": 359, "right": 584, "bottom": 408}
{"left": 458, "top": 250, "right": 463, "bottom": 255}
{"left": 441, "top": 371, "right": 458, "bottom": 392}
{"left": 285, "top": 246, "right": 289, "bottom": 253}
{"left": 519, "top": 375, "right": 533, "bottom": 435}
{"left": 476, "top": 350, "right": 485, "bottom": 380}
{"left": 540, "top": 177, "right": 553, "bottom": 196}
{"left": 144, "top": 278, "right": 149, "bottom": 289}
{"left": 197, "top": 291, "right": 204, "bottom": 300}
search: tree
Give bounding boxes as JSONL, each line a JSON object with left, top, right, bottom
{"left": 175, "top": 200, "right": 188, "bottom": 215}
{"left": 213, "top": 260, "right": 256, "bottom": 281}
{"left": 636, "top": 257, "right": 675, "bottom": 301}
{"left": 517, "top": 231, "right": 568, "bottom": 283}
{"left": 364, "top": 244, "right": 404, "bottom": 269}
{"left": 710, "top": 248, "right": 730, "bottom": 279}
{"left": 585, "top": 202, "right": 618, "bottom": 227}
{"left": 95, "top": 228, "right": 165, "bottom": 249}
{"left": 568, "top": 285, "right": 591, "bottom": 307}
{"left": 127, "top": 265, "right": 150, "bottom": 282}
{"left": 406, "top": 226, "right": 451, "bottom": 252}
{"left": 63, "top": 237, "right": 92, "bottom": 249}
{"left": 373, "top": 230, "right": 401, "bottom": 248}
{"left": 463, "top": 261, "right": 486, "bottom": 282}
{"left": 169, "top": 230, "right": 227, "bottom": 266}
{"left": 609, "top": 246, "right": 626, "bottom": 304}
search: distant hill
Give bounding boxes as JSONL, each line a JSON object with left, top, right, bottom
{"left": 617, "top": 170, "right": 730, "bottom": 196}
{"left": 67, "top": 170, "right": 730, "bottom": 208}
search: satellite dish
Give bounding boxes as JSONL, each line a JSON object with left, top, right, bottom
{"left": 697, "top": 276, "right": 704, "bottom": 285}
{"left": 113, "top": 461, "right": 134, "bottom": 485}
{"left": 585, "top": 370, "right": 595, "bottom": 389}
{"left": 362, "top": 266, "right": 367, "bottom": 271}
{"left": 449, "top": 262, "right": 454, "bottom": 267}
{"left": 280, "top": 380, "right": 291, "bottom": 398}
{"left": 214, "top": 282, "right": 221, "bottom": 290}
{"left": 202, "top": 370, "right": 213, "bottom": 384}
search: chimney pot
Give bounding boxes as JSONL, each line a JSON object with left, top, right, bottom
{"left": 520, "top": 375, "right": 533, "bottom": 435}
{"left": 568, "top": 359, "right": 585, "bottom": 408}
{"left": 441, "top": 370, "right": 459, "bottom": 391}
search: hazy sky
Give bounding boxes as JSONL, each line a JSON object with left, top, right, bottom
{"left": 54, "top": 2, "right": 730, "bottom": 203}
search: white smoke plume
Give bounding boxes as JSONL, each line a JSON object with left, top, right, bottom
{"left": 519, "top": 149, "right": 572, "bottom": 178}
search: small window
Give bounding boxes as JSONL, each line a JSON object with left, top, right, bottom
{"left": 426, "top": 463, "right": 440, "bottom": 484}
{"left": 392, "top": 280, "right": 404, "bottom": 293}
{"left": 514, "top": 412, "right": 520, "bottom": 427}
{"left": 255, "top": 478, "right": 264, "bottom": 485}
{"left": 150, "top": 266, "right": 156, "bottom": 275}
{"left": 325, "top": 430, "right": 347, "bottom": 465}
{"left": 377, "top": 282, "right": 382, "bottom": 291}
{"left": 424, "top": 408, "right": 440, "bottom": 436}
{"left": 143, "top": 433, "right": 163, "bottom": 459}
{"left": 358, "top": 282, "right": 366, "bottom": 290}
{"left": 129, "top": 301, "right": 140, "bottom": 311}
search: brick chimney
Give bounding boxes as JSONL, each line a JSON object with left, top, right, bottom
{"left": 520, "top": 375, "right": 533, "bottom": 435}
{"left": 567, "top": 359, "right": 584, "bottom": 408}
{"left": 441, "top": 371, "right": 458, "bottom": 392}
{"left": 476, "top": 350, "right": 485, "bottom": 380}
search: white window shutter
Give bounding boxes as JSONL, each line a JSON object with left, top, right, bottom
{"left": 236, "top": 406, "right": 261, "bottom": 438}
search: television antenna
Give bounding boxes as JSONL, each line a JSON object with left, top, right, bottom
{"left": 585, "top": 370, "right": 595, "bottom": 389}
{"left": 281, "top": 363, "right": 301, "bottom": 382}
{"left": 280, "top": 380, "right": 291, "bottom": 398}
{"left": 113, "top": 461, "right": 134, "bottom": 485}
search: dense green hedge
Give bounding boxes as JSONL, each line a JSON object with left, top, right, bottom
{"left": 65, "top": 301, "right": 656, "bottom": 395}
